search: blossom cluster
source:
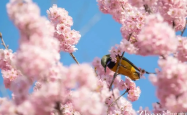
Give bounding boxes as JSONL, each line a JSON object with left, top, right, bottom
{"left": 98, "top": 0, "right": 186, "bottom": 56}
{"left": 128, "top": 0, "right": 158, "bottom": 7}
{"left": 156, "top": 0, "right": 187, "bottom": 31}
{"left": 47, "top": 4, "right": 81, "bottom": 53}
{"left": 149, "top": 57, "right": 187, "bottom": 112}
{"left": 137, "top": 13, "right": 178, "bottom": 56}
{"left": 0, "top": 49, "right": 21, "bottom": 89}
{"left": 0, "top": 1, "right": 141, "bottom": 115}
{"left": 92, "top": 57, "right": 141, "bottom": 114}
{"left": 0, "top": 0, "right": 186, "bottom": 114}
{"left": 7, "top": 0, "right": 60, "bottom": 81}
{"left": 109, "top": 39, "right": 138, "bottom": 62}
{"left": 175, "top": 36, "right": 187, "bottom": 62}
{"left": 97, "top": 0, "right": 187, "bottom": 113}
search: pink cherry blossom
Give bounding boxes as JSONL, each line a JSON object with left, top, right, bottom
{"left": 109, "top": 39, "right": 138, "bottom": 62}
{"left": 47, "top": 4, "right": 73, "bottom": 27}
{"left": 56, "top": 24, "right": 70, "bottom": 35}
{"left": 0, "top": 49, "right": 14, "bottom": 70}
{"left": 156, "top": 0, "right": 187, "bottom": 31}
{"left": 66, "top": 64, "right": 98, "bottom": 89}
{"left": 1, "top": 68, "right": 21, "bottom": 89}
{"left": 16, "top": 100, "right": 35, "bottom": 115}
{"left": 118, "top": 97, "right": 137, "bottom": 115}
{"left": 14, "top": 43, "right": 59, "bottom": 80}
{"left": 10, "top": 77, "right": 31, "bottom": 105}
{"left": 2, "top": 0, "right": 187, "bottom": 114}
{"left": 175, "top": 36, "right": 187, "bottom": 62}
{"left": 97, "top": 0, "right": 110, "bottom": 14}
{"left": 0, "top": 99, "right": 17, "bottom": 115}
{"left": 128, "top": 0, "right": 144, "bottom": 7}
{"left": 137, "top": 13, "right": 177, "bottom": 56}
{"left": 47, "top": 4, "right": 81, "bottom": 53}
{"left": 128, "top": 0, "right": 158, "bottom": 7}
{"left": 115, "top": 79, "right": 128, "bottom": 91}
{"left": 127, "top": 86, "right": 141, "bottom": 102}
{"left": 149, "top": 56, "right": 187, "bottom": 112}
{"left": 72, "top": 87, "right": 106, "bottom": 115}
{"left": 7, "top": 0, "right": 60, "bottom": 81}
{"left": 33, "top": 82, "right": 42, "bottom": 91}
{"left": 123, "top": 78, "right": 141, "bottom": 102}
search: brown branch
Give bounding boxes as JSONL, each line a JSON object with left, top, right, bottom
{"left": 109, "top": 34, "right": 132, "bottom": 90}
{"left": 55, "top": 102, "right": 63, "bottom": 115}
{"left": 70, "top": 52, "right": 98, "bottom": 77}
{"left": 112, "top": 89, "right": 120, "bottom": 108}
{"left": 0, "top": 32, "right": 8, "bottom": 49}
{"left": 94, "top": 67, "right": 98, "bottom": 76}
{"left": 161, "top": 55, "right": 166, "bottom": 60}
{"left": 109, "top": 51, "right": 125, "bottom": 90}
{"left": 109, "top": 88, "right": 130, "bottom": 107}
{"left": 172, "top": 21, "right": 176, "bottom": 29}
{"left": 121, "top": 5, "right": 125, "bottom": 10}
{"left": 70, "top": 53, "right": 79, "bottom": 64}
{"left": 181, "top": 19, "right": 187, "bottom": 36}
{"left": 143, "top": 4, "right": 152, "bottom": 14}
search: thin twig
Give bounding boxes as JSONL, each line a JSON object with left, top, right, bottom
{"left": 109, "top": 34, "right": 132, "bottom": 90}
{"left": 109, "top": 88, "right": 130, "bottom": 107}
{"left": 70, "top": 52, "right": 98, "bottom": 77}
{"left": 181, "top": 19, "right": 187, "bottom": 36}
{"left": 94, "top": 67, "right": 98, "bottom": 76}
{"left": 161, "top": 55, "right": 166, "bottom": 60}
{"left": 172, "top": 21, "right": 176, "bottom": 29}
{"left": 121, "top": 5, "right": 125, "bottom": 10}
{"left": 70, "top": 53, "right": 79, "bottom": 64}
{"left": 143, "top": 4, "right": 152, "bottom": 14}
{"left": 55, "top": 102, "right": 63, "bottom": 115}
{"left": 0, "top": 32, "right": 8, "bottom": 49}
{"left": 109, "top": 52, "right": 125, "bottom": 90}
{"left": 112, "top": 89, "right": 120, "bottom": 108}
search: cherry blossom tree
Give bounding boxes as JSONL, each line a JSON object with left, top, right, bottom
{"left": 0, "top": 0, "right": 186, "bottom": 115}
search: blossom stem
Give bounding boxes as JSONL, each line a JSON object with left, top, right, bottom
{"left": 109, "top": 34, "right": 132, "bottom": 90}
{"left": 94, "top": 67, "right": 98, "bottom": 76}
{"left": 121, "top": 5, "right": 125, "bottom": 10}
{"left": 109, "top": 52, "right": 125, "bottom": 90}
{"left": 112, "top": 89, "right": 120, "bottom": 108}
{"left": 55, "top": 102, "right": 63, "bottom": 115}
{"left": 181, "top": 19, "right": 187, "bottom": 36}
{"left": 161, "top": 55, "right": 166, "bottom": 60}
{"left": 0, "top": 32, "right": 8, "bottom": 49}
{"left": 109, "top": 88, "right": 130, "bottom": 107}
{"left": 70, "top": 53, "right": 79, "bottom": 64}
{"left": 70, "top": 53, "right": 99, "bottom": 76}
{"left": 143, "top": 4, "right": 151, "bottom": 14}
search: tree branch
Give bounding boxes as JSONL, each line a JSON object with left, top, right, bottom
{"left": 70, "top": 53, "right": 79, "bottom": 64}
{"left": 109, "top": 88, "right": 130, "bottom": 107}
{"left": 181, "top": 19, "right": 187, "bottom": 36}
{"left": 143, "top": 4, "right": 152, "bottom": 14}
{"left": 109, "top": 34, "right": 132, "bottom": 90}
{"left": 69, "top": 52, "right": 99, "bottom": 77}
{"left": 109, "top": 52, "right": 125, "bottom": 90}
{"left": 55, "top": 102, "right": 63, "bottom": 115}
{"left": 0, "top": 32, "right": 8, "bottom": 49}
{"left": 112, "top": 89, "right": 120, "bottom": 108}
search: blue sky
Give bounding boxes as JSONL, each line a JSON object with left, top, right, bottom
{"left": 0, "top": 0, "right": 185, "bottom": 112}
